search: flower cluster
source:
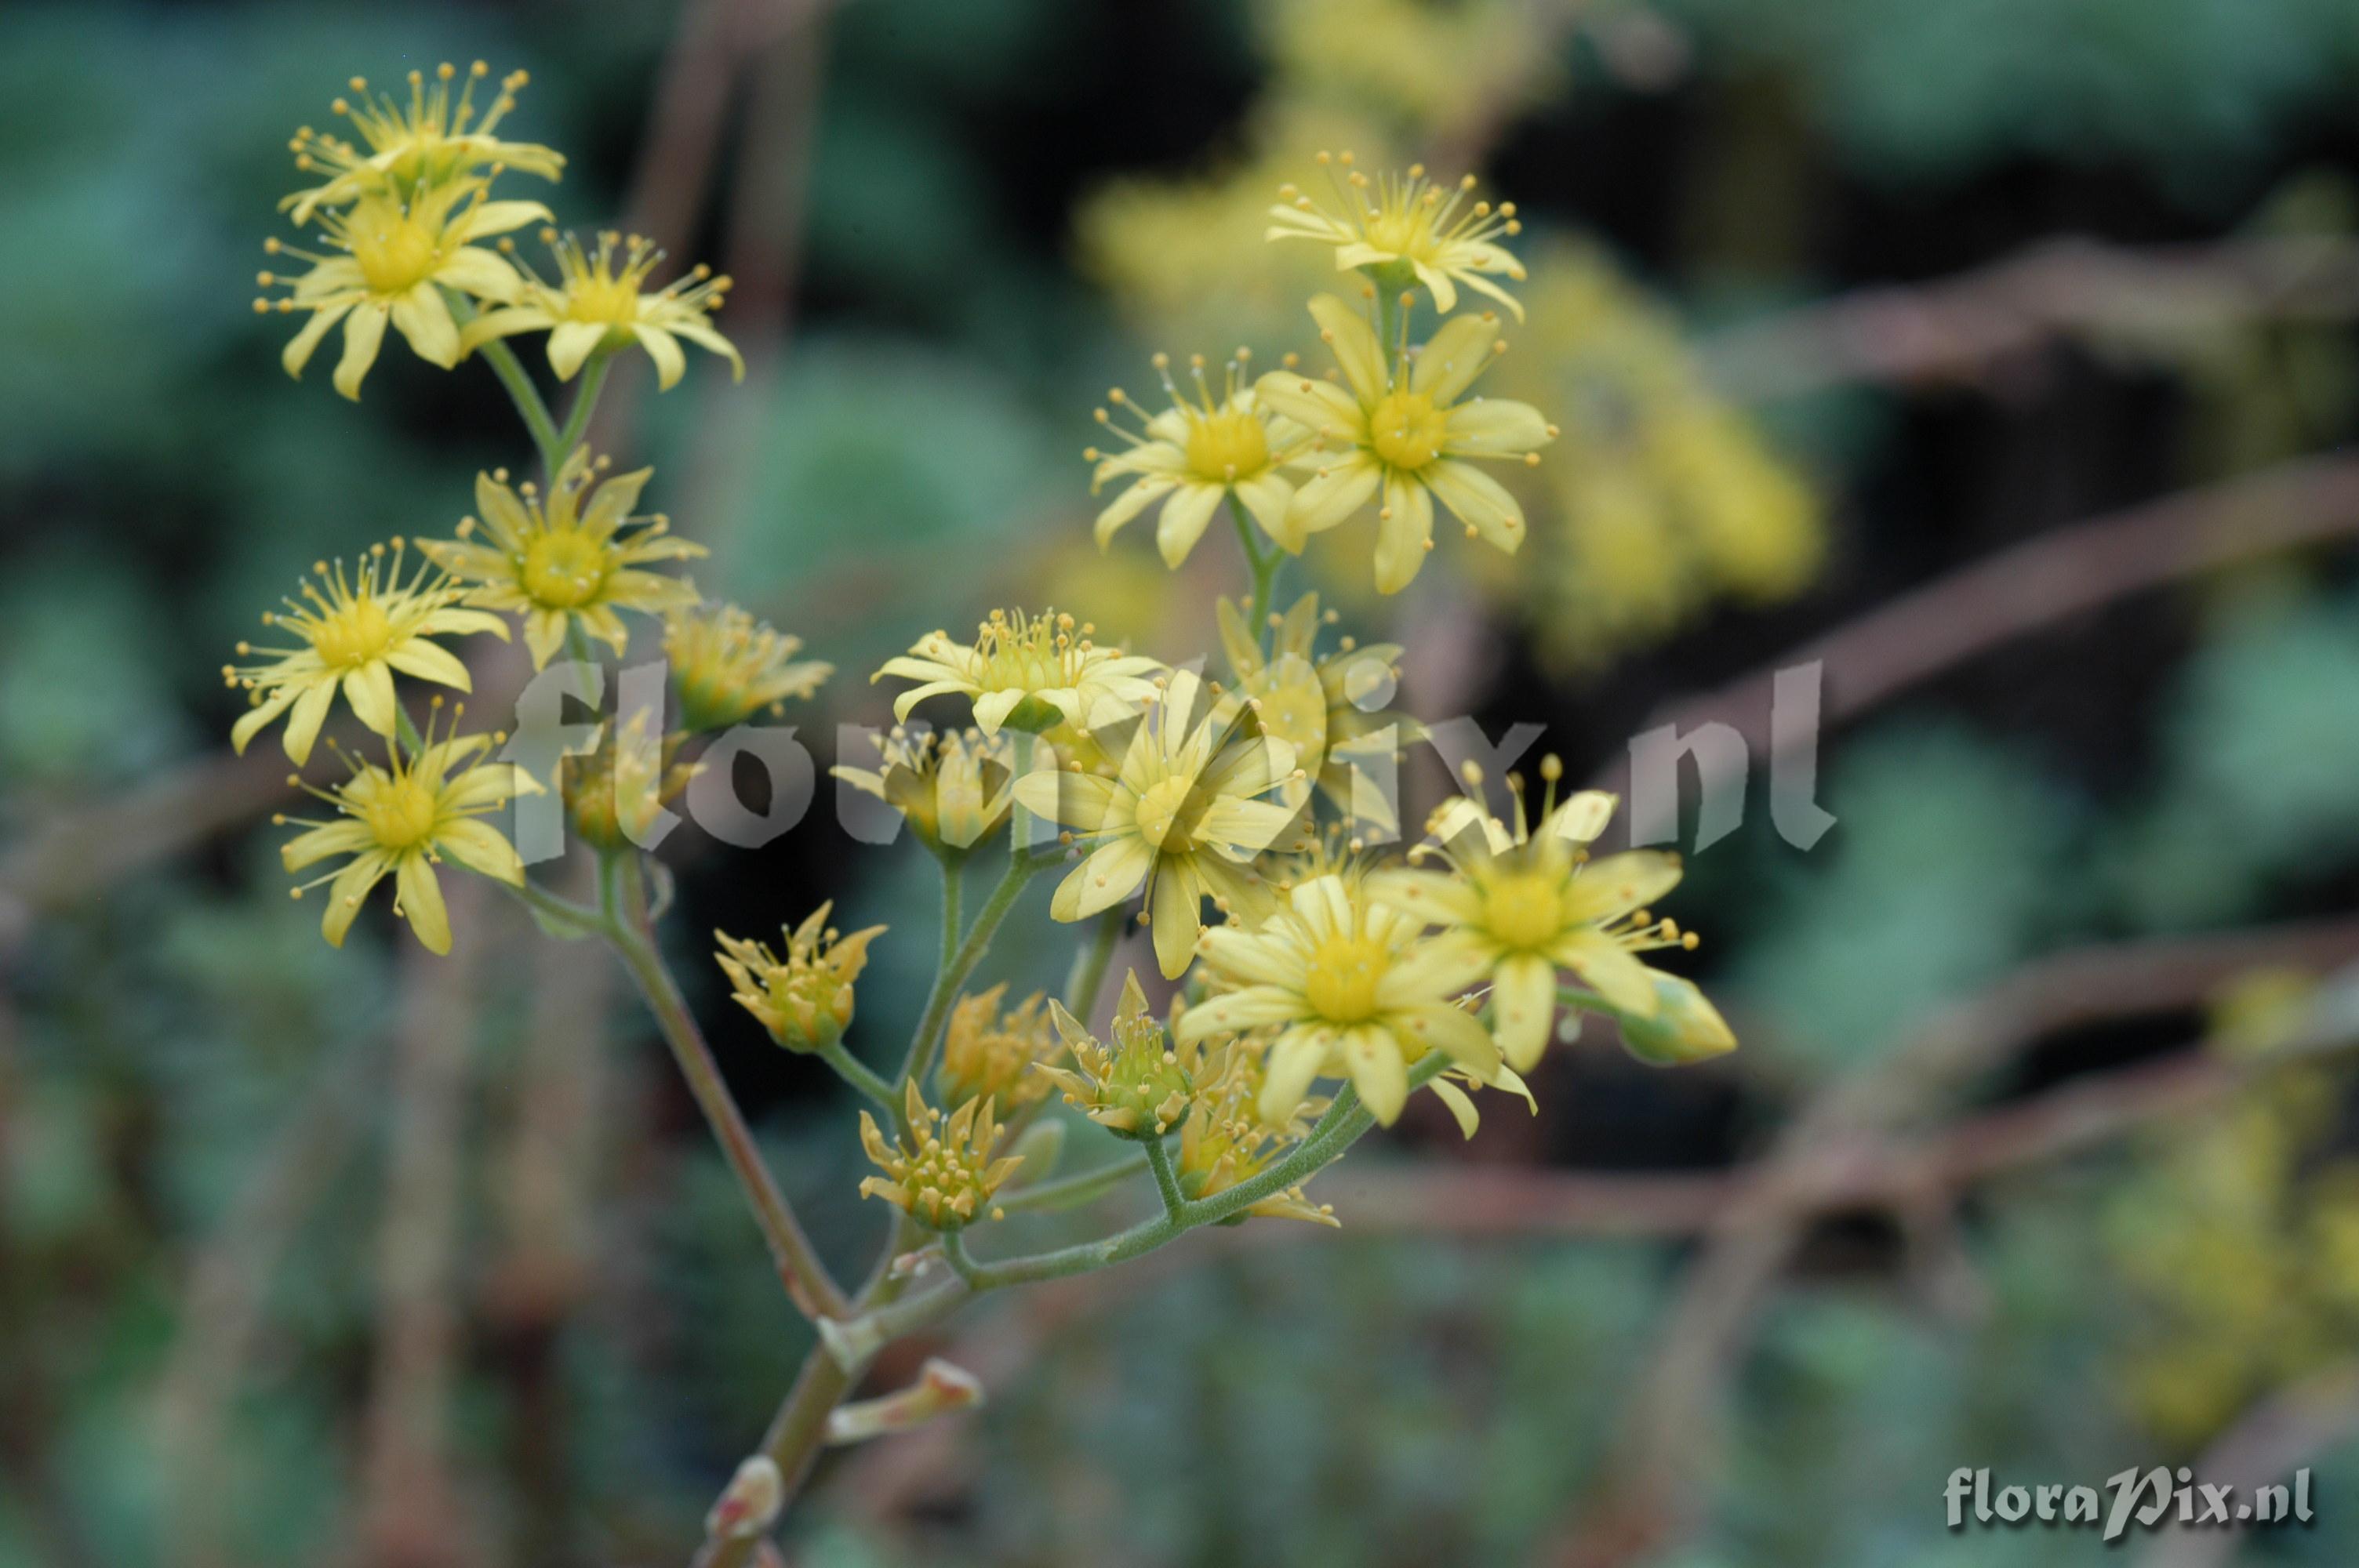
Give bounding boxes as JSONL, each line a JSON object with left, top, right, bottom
{"left": 236, "top": 67, "right": 820, "bottom": 955}
{"left": 241, "top": 64, "right": 1741, "bottom": 1431}
{"left": 1083, "top": 151, "right": 1554, "bottom": 593}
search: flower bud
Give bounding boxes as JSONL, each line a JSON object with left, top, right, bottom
{"left": 713, "top": 902, "right": 885, "bottom": 1053}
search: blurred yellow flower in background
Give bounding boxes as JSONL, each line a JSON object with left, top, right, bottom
{"left": 1267, "top": 154, "right": 1526, "bottom": 317}
{"left": 227, "top": 538, "right": 508, "bottom": 764}
{"left": 282, "top": 61, "right": 564, "bottom": 225}
{"left": 663, "top": 601, "right": 831, "bottom": 731}
{"left": 421, "top": 451, "right": 704, "bottom": 668}
{"left": 831, "top": 725, "right": 1016, "bottom": 855}
{"left": 936, "top": 984, "right": 1063, "bottom": 1118}
{"left": 1481, "top": 242, "right": 1823, "bottom": 669}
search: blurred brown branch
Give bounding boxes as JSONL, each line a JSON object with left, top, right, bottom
{"left": 1593, "top": 448, "right": 2359, "bottom": 815}
{"left": 1699, "top": 234, "right": 2359, "bottom": 402}
{"left": 1545, "top": 918, "right": 2359, "bottom": 1568}
{"left": 0, "top": 749, "right": 289, "bottom": 951}
{"left": 357, "top": 889, "right": 490, "bottom": 1568}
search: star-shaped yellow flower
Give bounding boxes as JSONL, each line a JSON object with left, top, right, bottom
{"left": 227, "top": 539, "right": 508, "bottom": 764}
{"left": 461, "top": 229, "right": 743, "bottom": 390}
{"left": 1369, "top": 760, "right": 1733, "bottom": 1073}
{"left": 419, "top": 450, "right": 704, "bottom": 668}
{"left": 875, "top": 608, "right": 1164, "bottom": 739}
{"left": 1015, "top": 669, "right": 1300, "bottom": 978}
{"left": 258, "top": 179, "right": 548, "bottom": 400}
{"left": 1256, "top": 293, "right": 1554, "bottom": 593}
{"left": 279, "top": 713, "right": 540, "bottom": 955}
{"left": 1087, "top": 349, "right": 1313, "bottom": 565}
{"left": 1176, "top": 872, "right": 1500, "bottom": 1127}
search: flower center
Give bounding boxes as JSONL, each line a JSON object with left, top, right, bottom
{"left": 1484, "top": 871, "right": 1565, "bottom": 950}
{"left": 351, "top": 211, "right": 442, "bottom": 293}
{"left": 521, "top": 530, "right": 607, "bottom": 608}
{"left": 1183, "top": 407, "right": 1270, "bottom": 483}
{"left": 1361, "top": 207, "right": 1432, "bottom": 260}
{"left": 1303, "top": 933, "right": 1388, "bottom": 1024}
{"left": 1368, "top": 390, "right": 1448, "bottom": 472}
{"left": 311, "top": 597, "right": 393, "bottom": 669}
{"left": 363, "top": 775, "right": 441, "bottom": 851}
{"left": 565, "top": 274, "right": 641, "bottom": 327}
{"left": 977, "top": 612, "right": 1081, "bottom": 693}
{"left": 1132, "top": 776, "right": 1201, "bottom": 851}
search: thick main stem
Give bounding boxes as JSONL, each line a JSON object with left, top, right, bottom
{"left": 605, "top": 858, "right": 849, "bottom": 1322}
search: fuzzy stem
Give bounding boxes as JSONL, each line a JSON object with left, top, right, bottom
{"left": 1144, "top": 1135, "right": 1187, "bottom": 1219}
{"left": 605, "top": 855, "right": 849, "bottom": 1322}
{"left": 894, "top": 850, "right": 1043, "bottom": 1096}
{"left": 816, "top": 1040, "right": 897, "bottom": 1111}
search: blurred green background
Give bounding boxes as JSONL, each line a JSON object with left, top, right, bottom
{"left": 9, "top": 1, "right": 2359, "bottom": 1564}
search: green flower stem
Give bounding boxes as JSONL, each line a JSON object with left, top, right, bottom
{"left": 605, "top": 855, "right": 850, "bottom": 1323}
{"left": 468, "top": 325, "right": 562, "bottom": 474}
{"left": 1063, "top": 906, "right": 1125, "bottom": 1016}
{"left": 892, "top": 848, "right": 1046, "bottom": 1095}
{"left": 947, "top": 1060, "right": 1438, "bottom": 1294}
{"left": 1144, "top": 1135, "right": 1187, "bottom": 1218}
{"left": 549, "top": 349, "right": 612, "bottom": 467}
{"left": 816, "top": 1040, "right": 898, "bottom": 1111}
{"left": 507, "top": 875, "right": 605, "bottom": 936}
{"left": 391, "top": 705, "right": 426, "bottom": 754}
{"left": 995, "top": 1149, "right": 1151, "bottom": 1214}
{"left": 1230, "top": 499, "right": 1286, "bottom": 640}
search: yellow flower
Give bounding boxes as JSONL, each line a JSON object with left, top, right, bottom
{"left": 857, "top": 1081, "right": 1023, "bottom": 1231}
{"left": 419, "top": 450, "right": 704, "bottom": 668}
{"left": 559, "top": 711, "right": 696, "bottom": 852}
{"left": 1369, "top": 760, "right": 1731, "bottom": 1073}
{"left": 282, "top": 62, "right": 564, "bottom": 225}
{"left": 1016, "top": 669, "right": 1301, "bottom": 978}
{"left": 1256, "top": 294, "right": 1554, "bottom": 593}
{"left": 460, "top": 229, "right": 743, "bottom": 390}
{"left": 1176, "top": 873, "right": 1499, "bottom": 1127}
{"left": 663, "top": 601, "right": 831, "bottom": 731}
{"left": 225, "top": 538, "right": 508, "bottom": 765}
{"left": 258, "top": 179, "right": 548, "bottom": 400}
{"left": 1038, "top": 971, "right": 1198, "bottom": 1138}
{"left": 1087, "top": 349, "right": 1313, "bottom": 564}
{"left": 1267, "top": 154, "right": 1525, "bottom": 318}
{"left": 875, "top": 608, "right": 1165, "bottom": 738}
{"left": 936, "top": 983, "right": 1062, "bottom": 1117}
{"left": 1216, "top": 591, "right": 1412, "bottom": 828}
{"left": 831, "top": 724, "right": 1016, "bottom": 855}
{"left": 278, "top": 711, "right": 540, "bottom": 956}
{"left": 713, "top": 902, "right": 885, "bottom": 1053}
{"left": 1176, "top": 1037, "right": 1338, "bottom": 1227}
